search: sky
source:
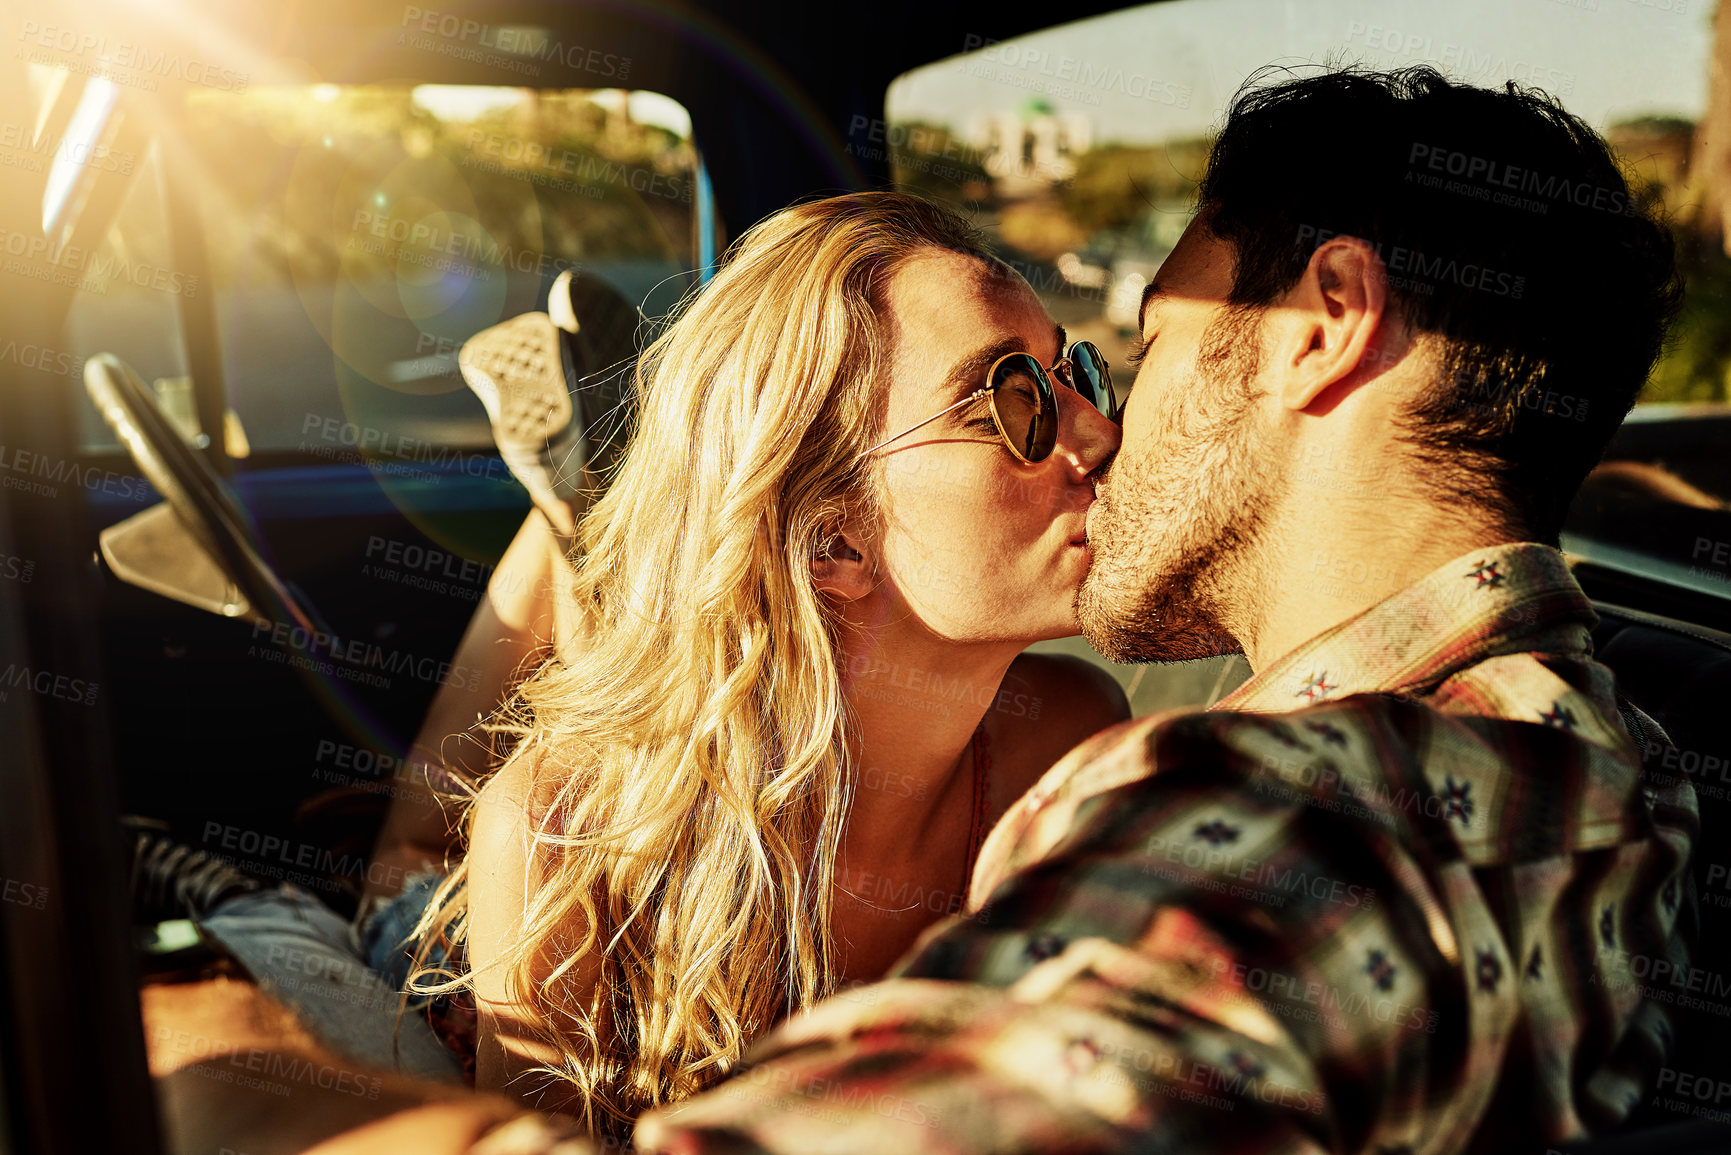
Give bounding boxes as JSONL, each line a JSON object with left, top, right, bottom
{"left": 888, "top": 0, "right": 1713, "bottom": 144}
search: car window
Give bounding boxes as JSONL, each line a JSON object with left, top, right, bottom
{"left": 888, "top": 0, "right": 1728, "bottom": 702}
{"left": 58, "top": 82, "right": 696, "bottom": 459}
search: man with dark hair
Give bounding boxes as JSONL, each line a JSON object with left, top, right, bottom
{"left": 636, "top": 67, "right": 1696, "bottom": 1155}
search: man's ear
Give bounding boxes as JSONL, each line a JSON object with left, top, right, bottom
{"left": 810, "top": 531, "right": 874, "bottom": 600}
{"left": 1271, "top": 235, "right": 1387, "bottom": 410}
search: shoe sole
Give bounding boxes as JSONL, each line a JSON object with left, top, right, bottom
{"left": 458, "top": 312, "right": 586, "bottom": 505}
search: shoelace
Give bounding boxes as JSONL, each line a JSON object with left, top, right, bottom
{"left": 132, "top": 832, "right": 259, "bottom": 920}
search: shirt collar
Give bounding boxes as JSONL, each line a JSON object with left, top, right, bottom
{"left": 1213, "top": 542, "right": 1597, "bottom": 713}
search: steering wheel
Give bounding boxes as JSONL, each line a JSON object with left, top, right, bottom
{"left": 83, "top": 353, "right": 323, "bottom": 636}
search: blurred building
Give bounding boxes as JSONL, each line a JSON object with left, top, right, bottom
{"left": 964, "top": 98, "right": 1091, "bottom": 197}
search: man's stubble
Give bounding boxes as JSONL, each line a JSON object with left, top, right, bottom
{"left": 1077, "top": 308, "right": 1282, "bottom": 664}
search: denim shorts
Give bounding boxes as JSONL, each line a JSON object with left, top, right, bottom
{"left": 199, "top": 872, "right": 463, "bottom": 1082}
{"left": 357, "top": 870, "right": 453, "bottom": 998}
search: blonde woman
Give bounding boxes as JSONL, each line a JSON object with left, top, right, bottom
{"left": 411, "top": 191, "right": 1129, "bottom": 1137}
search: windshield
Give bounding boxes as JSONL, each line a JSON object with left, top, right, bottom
{"left": 59, "top": 82, "right": 696, "bottom": 456}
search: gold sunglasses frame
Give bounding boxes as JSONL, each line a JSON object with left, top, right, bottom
{"left": 855, "top": 343, "right": 1114, "bottom": 464}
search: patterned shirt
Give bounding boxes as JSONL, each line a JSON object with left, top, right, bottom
{"left": 635, "top": 543, "right": 1697, "bottom": 1155}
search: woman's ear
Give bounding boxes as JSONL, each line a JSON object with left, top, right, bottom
{"left": 810, "top": 532, "right": 874, "bottom": 600}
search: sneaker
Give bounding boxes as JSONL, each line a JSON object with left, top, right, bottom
{"left": 125, "top": 817, "right": 263, "bottom": 923}
{"left": 458, "top": 312, "right": 588, "bottom": 538}
{"left": 548, "top": 268, "right": 641, "bottom": 488}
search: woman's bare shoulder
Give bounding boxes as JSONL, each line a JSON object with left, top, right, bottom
{"left": 467, "top": 753, "right": 552, "bottom": 943}
{"left": 467, "top": 749, "right": 579, "bottom": 944}
{"left": 467, "top": 749, "right": 599, "bottom": 1099}
{"left": 982, "top": 652, "right": 1132, "bottom": 807}
{"left": 472, "top": 747, "right": 565, "bottom": 840}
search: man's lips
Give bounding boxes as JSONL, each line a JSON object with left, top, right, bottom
{"left": 1071, "top": 498, "right": 1096, "bottom": 546}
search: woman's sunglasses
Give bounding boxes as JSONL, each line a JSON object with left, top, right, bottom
{"left": 857, "top": 341, "right": 1119, "bottom": 465}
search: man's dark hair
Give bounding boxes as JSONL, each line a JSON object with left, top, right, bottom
{"left": 1199, "top": 66, "right": 1683, "bottom": 542}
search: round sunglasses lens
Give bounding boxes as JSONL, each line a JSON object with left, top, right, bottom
{"left": 1070, "top": 342, "right": 1116, "bottom": 419}
{"left": 990, "top": 354, "right": 1057, "bottom": 461}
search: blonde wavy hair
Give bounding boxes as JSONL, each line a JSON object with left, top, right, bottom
{"left": 410, "top": 191, "right": 1000, "bottom": 1133}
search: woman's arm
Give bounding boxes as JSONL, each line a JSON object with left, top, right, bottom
{"left": 364, "top": 511, "right": 564, "bottom": 907}
{"left": 466, "top": 752, "right": 601, "bottom": 1113}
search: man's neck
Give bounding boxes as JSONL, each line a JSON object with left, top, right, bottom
{"left": 1231, "top": 503, "right": 1518, "bottom": 674}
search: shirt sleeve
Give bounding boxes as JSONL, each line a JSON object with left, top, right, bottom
{"left": 637, "top": 702, "right": 1502, "bottom": 1155}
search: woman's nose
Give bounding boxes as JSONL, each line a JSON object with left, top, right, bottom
{"left": 1052, "top": 383, "right": 1121, "bottom": 479}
